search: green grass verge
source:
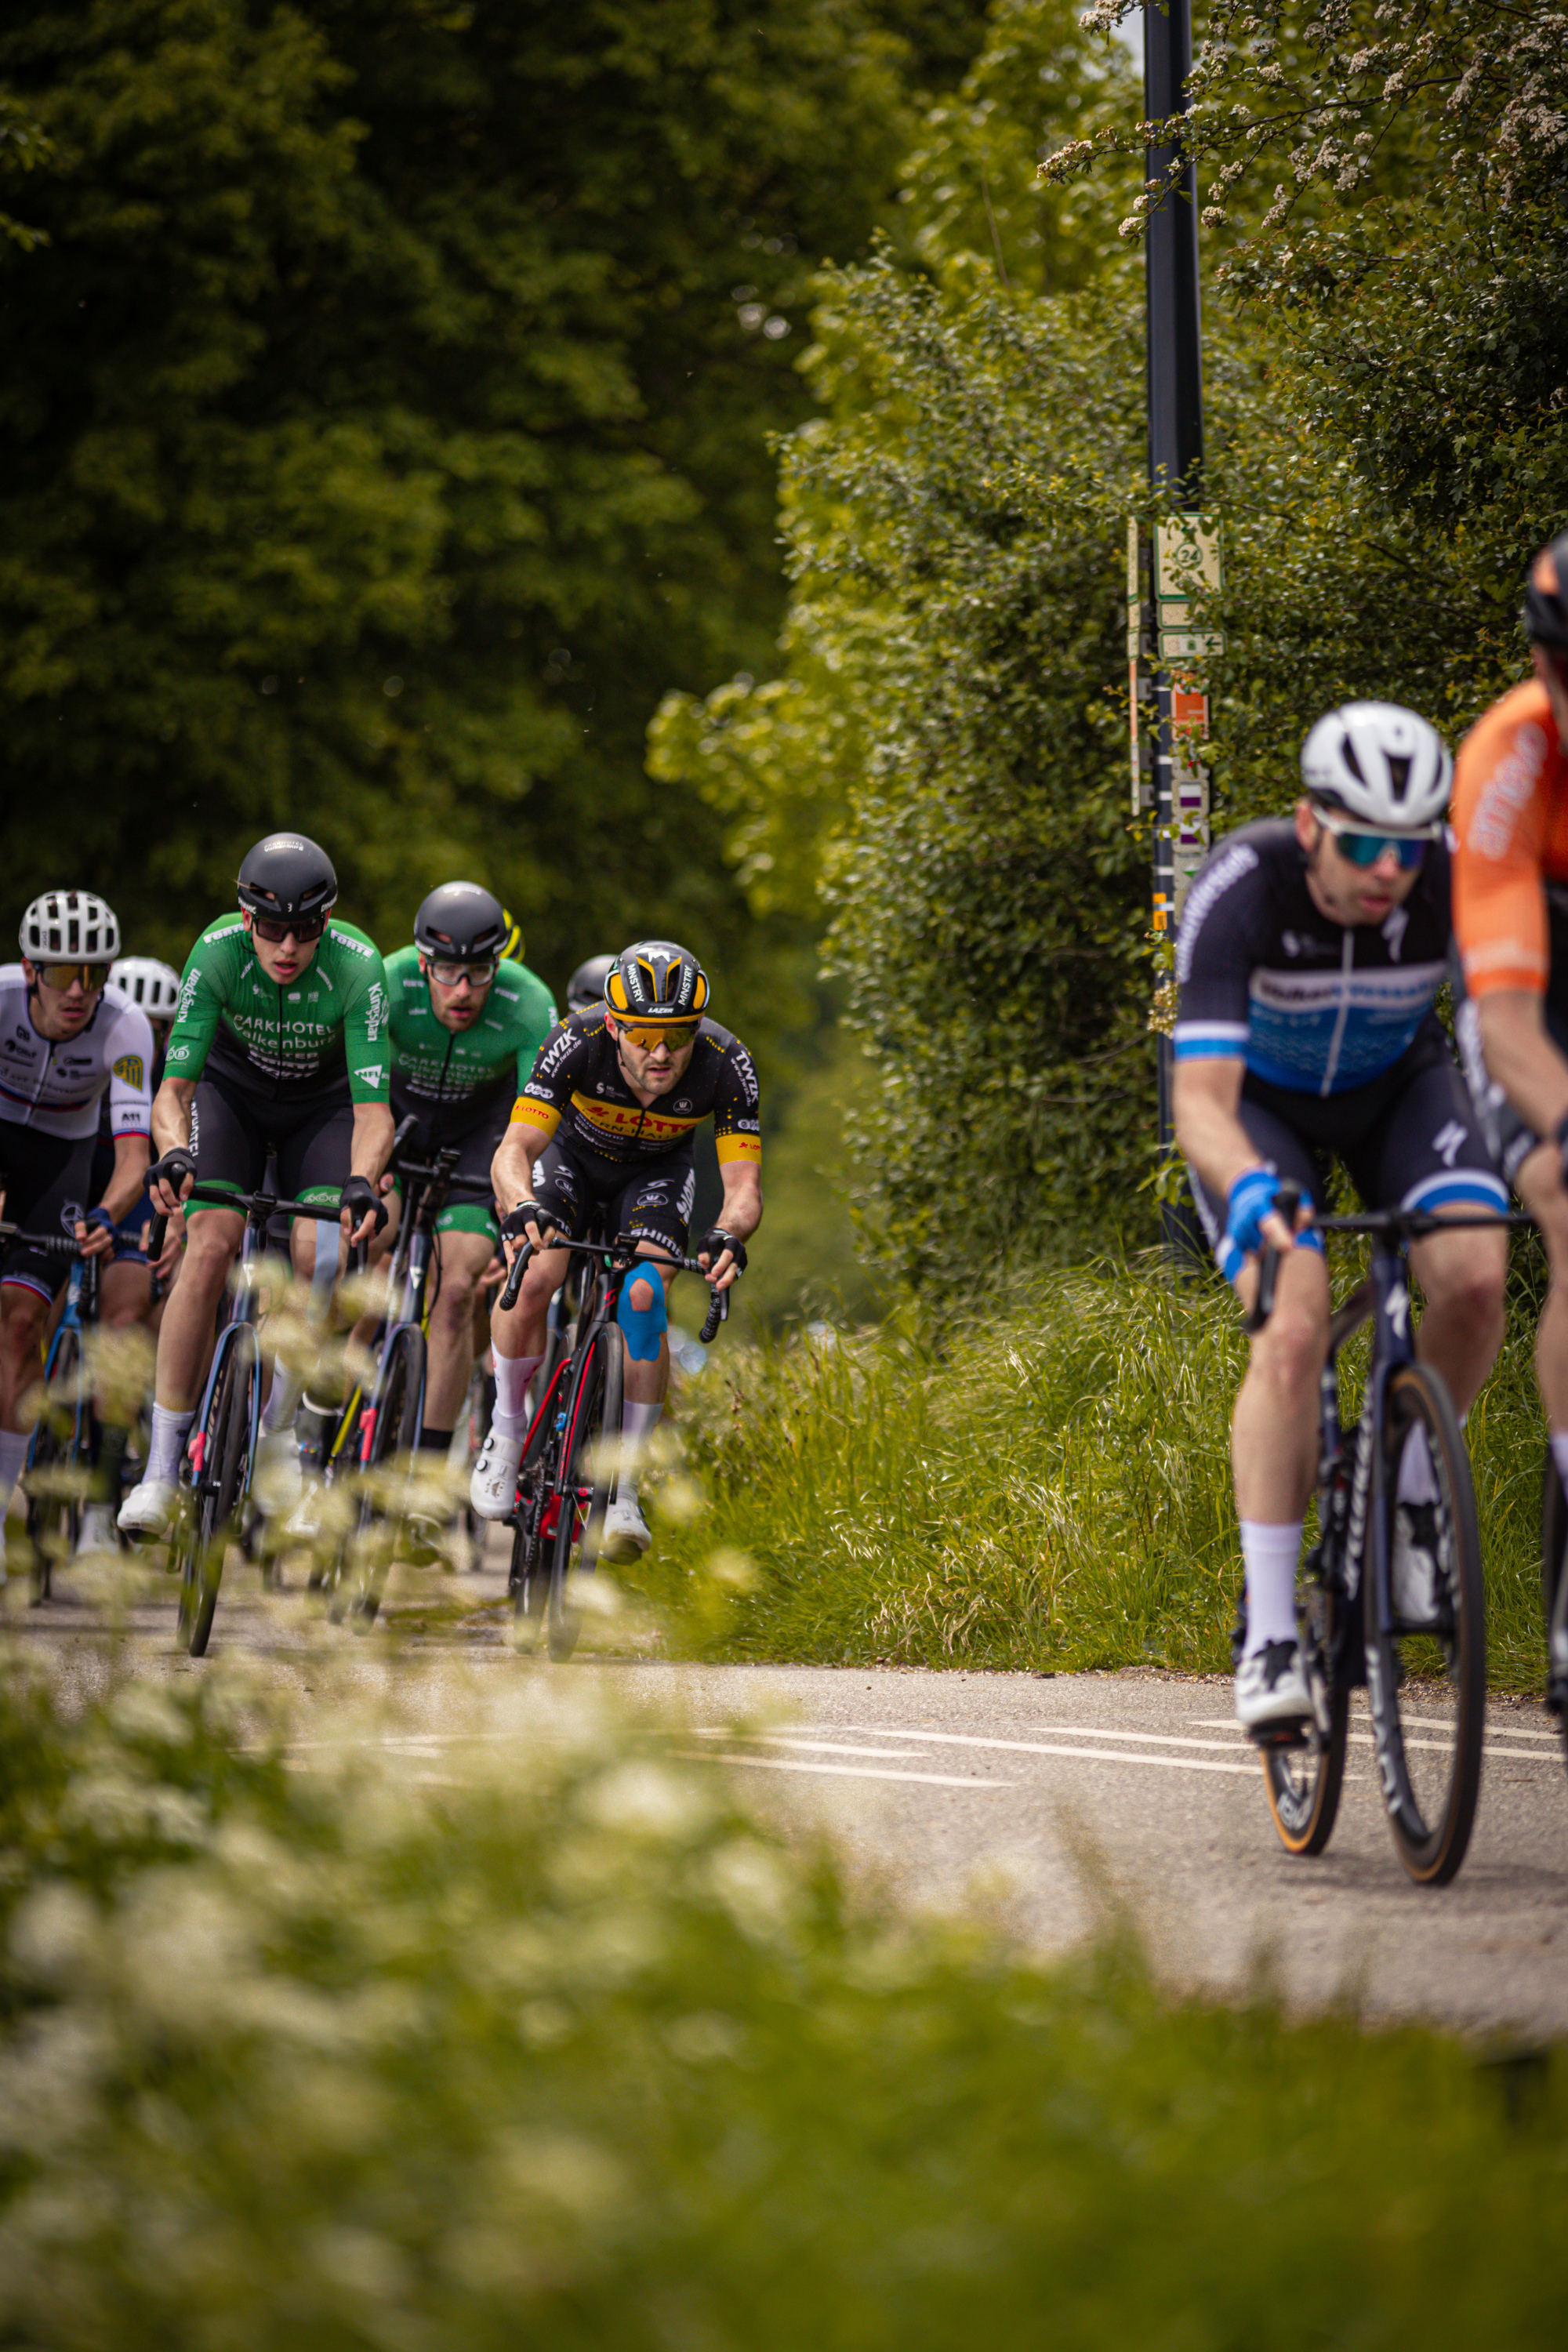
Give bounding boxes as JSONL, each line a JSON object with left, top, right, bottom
{"left": 641, "top": 1253, "right": 1552, "bottom": 1693}
{"left": 2, "top": 1660, "right": 1566, "bottom": 2347}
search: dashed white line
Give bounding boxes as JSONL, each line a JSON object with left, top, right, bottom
{"left": 747, "top": 1725, "right": 1268, "bottom": 1780}
{"left": 670, "top": 1751, "right": 1013, "bottom": 1790}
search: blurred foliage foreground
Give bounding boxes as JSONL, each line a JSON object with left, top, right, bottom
{"left": 2, "top": 1658, "right": 1568, "bottom": 2350}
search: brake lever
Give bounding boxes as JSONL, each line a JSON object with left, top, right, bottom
{"left": 499, "top": 1236, "right": 535, "bottom": 1312}
{"left": 1243, "top": 1181, "right": 1303, "bottom": 1335}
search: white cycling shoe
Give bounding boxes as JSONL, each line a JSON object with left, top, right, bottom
{"left": 118, "top": 1478, "right": 178, "bottom": 1541}
{"left": 1234, "top": 1638, "right": 1311, "bottom": 1730}
{"left": 74, "top": 1504, "right": 120, "bottom": 1555}
{"left": 470, "top": 1428, "right": 524, "bottom": 1521}
{"left": 254, "top": 1426, "right": 304, "bottom": 1518}
{"left": 601, "top": 1494, "right": 652, "bottom": 1563}
{"left": 281, "top": 1479, "right": 328, "bottom": 1544}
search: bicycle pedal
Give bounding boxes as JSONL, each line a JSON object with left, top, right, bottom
{"left": 1247, "top": 1719, "right": 1312, "bottom": 1754}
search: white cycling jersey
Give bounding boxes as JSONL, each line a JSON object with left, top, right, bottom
{"left": 0, "top": 967, "right": 155, "bottom": 1142}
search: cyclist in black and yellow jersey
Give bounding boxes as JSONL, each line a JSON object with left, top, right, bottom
{"left": 472, "top": 940, "right": 762, "bottom": 1561}
{"left": 118, "top": 834, "right": 392, "bottom": 1539}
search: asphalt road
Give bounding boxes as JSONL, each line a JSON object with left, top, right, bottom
{"left": 9, "top": 1533, "right": 1567, "bottom": 2041}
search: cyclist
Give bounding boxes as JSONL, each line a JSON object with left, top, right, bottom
{"left": 565, "top": 954, "right": 615, "bottom": 1018}
{"left": 379, "top": 884, "right": 555, "bottom": 1474}
{"left": 1172, "top": 705, "right": 1508, "bottom": 1730}
{"left": 471, "top": 939, "right": 762, "bottom": 1560}
{"left": 67, "top": 955, "right": 184, "bottom": 1547}
{"left": 117, "top": 834, "right": 393, "bottom": 1540}
{"left": 0, "top": 893, "right": 154, "bottom": 1563}
{"left": 1449, "top": 527, "right": 1568, "bottom": 1715}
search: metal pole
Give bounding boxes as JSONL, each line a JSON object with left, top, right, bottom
{"left": 1142, "top": 0, "right": 1205, "bottom": 1264}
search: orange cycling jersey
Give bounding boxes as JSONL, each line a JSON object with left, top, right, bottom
{"left": 1452, "top": 677, "right": 1568, "bottom": 1000}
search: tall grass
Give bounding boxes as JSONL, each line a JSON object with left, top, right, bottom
{"left": 2, "top": 1657, "right": 1566, "bottom": 2347}
{"left": 643, "top": 1253, "right": 1552, "bottom": 1693}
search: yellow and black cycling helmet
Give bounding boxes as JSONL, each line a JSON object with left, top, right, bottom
{"left": 604, "top": 940, "right": 709, "bottom": 1025}
{"left": 499, "top": 905, "right": 525, "bottom": 961}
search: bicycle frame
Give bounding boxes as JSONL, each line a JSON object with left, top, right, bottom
{"left": 36, "top": 1245, "right": 101, "bottom": 1458}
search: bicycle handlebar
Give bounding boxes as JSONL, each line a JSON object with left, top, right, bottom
{"left": 497, "top": 1229, "right": 733, "bottom": 1343}
{"left": 147, "top": 1184, "right": 360, "bottom": 1267}
{"left": 0, "top": 1224, "right": 89, "bottom": 1261}
{"left": 1244, "top": 1188, "right": 1531, "bottom": 1334}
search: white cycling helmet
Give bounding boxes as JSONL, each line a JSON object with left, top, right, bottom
{"left": 20, "top": 889, "right": 122, "bottom": 963}
{"left": 1300, "top": 702, "right": 1452, "bottom": 831}
{"left": 110, "top": 955, "right": 183, "bottom": 1020}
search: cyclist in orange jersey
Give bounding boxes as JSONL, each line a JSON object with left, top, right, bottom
{"left": 1450, "top": 526, "right": 1568, "bottom": 1715}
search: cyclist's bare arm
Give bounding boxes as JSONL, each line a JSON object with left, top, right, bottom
{"left": 1476, "top": 989, "right": 1568, "bottom": 1143}
{"left": 491, "top": 1120, "right": 551, "bottom": 1250}
{"left": 148, "top": 1076, "right": 198, "bottom": 1212}
{"left": 1172, "top": 1058, "right": 1299, "bottom": 1252}
{"left": 702, "top": 1163, "right": 762, "bottom": 1290}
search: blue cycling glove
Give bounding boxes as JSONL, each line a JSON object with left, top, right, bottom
{"left": 1217, "top": 1167, "right": 1323, "bottom": 1288}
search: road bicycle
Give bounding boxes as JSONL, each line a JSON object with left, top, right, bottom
{"left": 146, "top": 1182, "right": 350, "bottom": 1655}
{"left": 1536, "top": 1457, "right": 1568, "bottom": 1783}
{"left": 315, "top": 1127, "right": 498, "bottom": 1624}
{"left": 1243, "top": 1185, "right": 1524, "bottom": 1887}
{"left": 3, "top": 1222, "right": 99, "bottom": 1603}
{"left": 497, "top": 1221, "right": 726, "bottom": 1660}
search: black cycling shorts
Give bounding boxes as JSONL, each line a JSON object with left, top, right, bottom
{"left": 188, "top": 1068, "right": 354, "bottom": 1214}
{"left": 0, "top": 1120, "right": 96, "bottom": 1303}
{"left": 388, "top": 1094, "right": 504, "bottom": 1244}
{"left": 1186, "top": 1027, "right": 1507, "bottom": 1265}
{"left": 529, "top": 1136, "right": 695, "bottom": 1258}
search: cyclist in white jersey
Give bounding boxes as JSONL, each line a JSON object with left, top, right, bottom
{"left": 0, "top": 893, "right": 153, "bottom": 1559}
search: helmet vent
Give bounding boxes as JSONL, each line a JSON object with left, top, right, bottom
{"left": 1385, "top": 753, "right": 1412, "bottom": 802}
{"left": 1338, "top": 734, "right": 1367, "bottom": 785}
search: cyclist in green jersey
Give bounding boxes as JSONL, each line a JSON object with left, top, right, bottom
{"left": 118, "top": 835, "right": 392, "bottom": 1539}
{"left": 377, "top": 884, "right": 555, "bottom": 1461}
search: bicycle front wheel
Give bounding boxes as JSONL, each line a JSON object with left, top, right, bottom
{"left": 1368, "top": 1363, "right": 1486, "bottom": 1886}
{"left": 1261, "top": 1553, "right": 1352, "bottom": 1857}
{"left": 546, "top": 1323, "right": 623, "bottom": 1661}
{"left": 23, "top": 1329, "right": 85, "bottom": 1604}
{"left": 1541, "top": 1450, "right": 1568, "bottom": 1780}
{"left": 179, "top": 1325, "right": 258, "bottom": 1657}
{"left": 335, "top": 1327, "right": 424, "bottom": 1627}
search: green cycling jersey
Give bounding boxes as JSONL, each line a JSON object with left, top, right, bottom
{"left": 384, "top": 943, "right": 556, "bottom": 1118}
{"left": 163, "top": 916, "right": 391, "bottom": 1104}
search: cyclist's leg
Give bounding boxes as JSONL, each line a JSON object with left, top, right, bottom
{"left": 419, "top": 1105, "right": 504, "bottom": 1439}
{"left": 1351, "top": 1051, "right": 1508, "bottom": 1419}
{"left": 472, "top": 1143, "right": 577, "bottom": 1516}
{"left": 274, "top": 1092, "right": 358, "bottom": 1483}
{"left": 0, "top": 1124, "right": 91, "bottom": 1543}
{"left": 604, "top": 1151, "right": 693, "bottom": 1553}
{"left": 1189, "top": 1103, "right": 1328, "bottom": 1717}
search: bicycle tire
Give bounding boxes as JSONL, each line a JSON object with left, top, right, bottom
{"left": 1261, "top": 1552, "right": 1352, "bottom": 1857}
{"left": 1367, "top": 1362, "right": 1486, "bottom": 1886}
{"left": 546, "top": 1322, "right": 622, "bottom": 1662}
{"left": 339, "top": 1326, "right": 425, "bottom": 1627}
{"left": 1541, "top": 1449, "right": 1568, "bottom": 1780}
{"left": 179, "top": 1325, "right": 258, "bottom": 1657}
{"left": 510, "top": 1357, "right": 571, "bottom": 1639}
{"left": 23, "top": 1329, "right": 84, "bottom": 1605}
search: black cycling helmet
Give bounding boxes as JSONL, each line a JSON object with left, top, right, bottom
{"left": 1523, "top": 531, "right": 1568, "bottom": 650}
{"left": 604, "top": 939, "right": 709, "bottom": 1025}
{"left": 566, "top": 953, "right": 615, "bottom": 1017}
{"left": 414, "top": 881, "right": 509, "bottom": 964}
{"left": 236, "top": 833, "right": 338, "bottom": 922}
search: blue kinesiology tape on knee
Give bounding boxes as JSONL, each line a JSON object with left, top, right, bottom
{"left": 617, "top": 1265, "right": 668, "bottom": 1363}
{"left": 308, "top": 1211, "right": 337, "bottom": 1320}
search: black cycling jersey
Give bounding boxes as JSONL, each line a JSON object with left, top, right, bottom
{"left": 510, "top": 1011, "right": 760, "bottom": 1169}
{"left": 1174, "top": 818, "right": 1454, "bottom": 1098}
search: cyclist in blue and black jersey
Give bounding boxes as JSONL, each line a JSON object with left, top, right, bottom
{"left": 1172, "top": 704, "right": 1508, "bottom": 1730}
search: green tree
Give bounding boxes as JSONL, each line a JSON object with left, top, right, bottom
{"left": 0, "top": 0, "right": 985, "bottom": 1022}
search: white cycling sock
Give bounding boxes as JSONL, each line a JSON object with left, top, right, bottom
{"left": 619, "top": 1399, "right": 662, "bottom": 1507}
{"left": 0, "top": 1428, "right": 28, "bottom": 1519}
{"left": 492, "top": 1351, "right": 543, "bottom": 1439}
{"left": 1551, "top": 1431, "right": 1568, "bottom": 1494}
{"left": 263, "top": 1366, "right": 301, "bottom": 1436}
{"left": 1396, "top": 1424, "right": 1439, "bottom": 1505}
{"left": 1240, "top": 1520, "right": 1302, "bottom": 1656}
{"left": 147, "top": 1403, "right": 194, "bottom": 1488}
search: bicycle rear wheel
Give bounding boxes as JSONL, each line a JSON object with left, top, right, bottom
{"left": 23, "top": 1329, "right": 86, "bottom": 1604}
{"left": 178, "top": 1325, "right": 258, "bottom": 1657}
{"left": 339, "top": 1327, "right": 425, "bottom": 1627}
{"left": 546, "top": 1323, "right": 622, "bottom": 1661}
{"left": 510, "top": 1362, "right": 568, "bottom": 1641}
{"left": 1368, "top": 1363, "right": 1486, "bottom": 1886}
{"left": 1261, "top": 1549, "right": 1352, "bottom": 1857}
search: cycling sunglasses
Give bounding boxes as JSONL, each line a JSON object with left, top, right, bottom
{"left": 429, "top": 957, "right": 498, "bottom": 987}
{"left": 251, "top": 911, "right": 328, "bottom": 944}
{"left": 1316, "top": 810, "right": 1433, "bottom": 871}
{"left": 36, "top": 961, "right": 111, "bottom": 993}
{"left": 616, "top": 1020, "right": 698, "bottom": 1051}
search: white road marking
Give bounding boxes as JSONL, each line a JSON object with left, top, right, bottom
{"left": 788, "top": 1725, "right": 1269, "bottom": 1780}
{"left": 688, "top": 1732, "right": 928, "bottom": 1762}
{"left": 670, "top": 1751, "right": 1013, "bottom": 1790}
{"left": 1195, "top": 1717, "right": 1563, "bottom": 1759}
{"left": 802, "top": 1721, "right": 1250, "bottom": 1758}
